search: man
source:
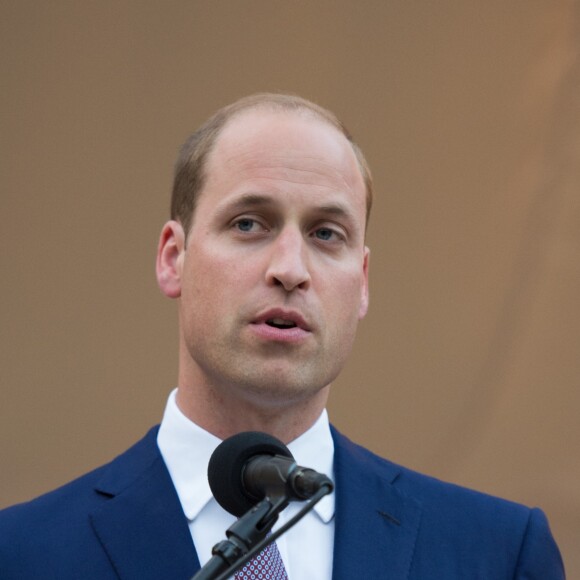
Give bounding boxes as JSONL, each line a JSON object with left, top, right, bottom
{"left": 0, "top": 94, "right": 565, "bottom": 578}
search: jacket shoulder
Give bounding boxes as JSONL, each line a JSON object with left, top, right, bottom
{"left": 0, "top": 426, "right": 162, "bottom": 577}
{"left": 332, "top": 424, "right": 532, "bottom": 516}
{"left": 331, "top": 426, "right": 565, "bottom": 578}
{"left": 0, "top": 426, "right": 161, "bottom": 520}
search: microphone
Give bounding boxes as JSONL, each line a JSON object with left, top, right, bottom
{"left": 194, "top": 432, "right": 334, "bottom": 580}
{"left": 207, "top": 431, "right": 333, "bottom": 517}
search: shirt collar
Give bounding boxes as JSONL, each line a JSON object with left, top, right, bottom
{"left": 157, "top": 389, "right": 335, "bottom": 524}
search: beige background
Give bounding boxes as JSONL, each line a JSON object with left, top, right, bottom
{"left": 2, "top": 1, "right": 578, "bottom": 576}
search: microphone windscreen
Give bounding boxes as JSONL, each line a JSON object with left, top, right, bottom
{"left": 207, "top": 431, "right": 293, "bottom": 517}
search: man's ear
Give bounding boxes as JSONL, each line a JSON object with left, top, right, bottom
{"left": 156, "top": 220, "right": 186, "bottom": 299}
{"left": 358, "top": 246, "right": 370, "bottom": 319}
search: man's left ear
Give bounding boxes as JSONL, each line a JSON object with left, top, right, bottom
{"left": 359, "top": 247, "right": 370, "bottom": 319}
{"left": 156, "top": 220, "right": 185, "bottom": 299}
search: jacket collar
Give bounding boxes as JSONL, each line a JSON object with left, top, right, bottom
{"left": 331, "top": 426, "right": 422, "bottom": 580}
{"left": 88, "top": 425, "right": 421, "bottom": 580}
{"left": 89, "top": 427, "right": 201, "bottom": 579}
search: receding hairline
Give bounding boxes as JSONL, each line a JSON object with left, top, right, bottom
{"left": 208, "top": 92, "right": 351, "bottom": 133}
{"left": 170, "top": 93, "right": 373, "bottom": 237}
{"left": 200, "top": 95, "right": 367, "bottom": 179}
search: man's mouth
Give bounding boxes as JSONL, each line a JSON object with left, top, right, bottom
{"left": 266, "top": 318, "right": 298, "bottom": 329}
{"left": 249, "top": 310, "right": 311, "bottom": 343}
{"left": 250, "top": 310, "right": 312, "bottom": 341}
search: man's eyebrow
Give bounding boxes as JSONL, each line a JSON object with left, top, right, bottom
{"left": 312, "top": 203, "right": 361, "bottom": 233}
{"left": 218, "top": 193, "right": 277, "bottom": 214}
{"left": 315, "top": 204, "right": 354, "bottom": 220}
{"left": 216, "top": 193, "right": 358, "bottom": 227}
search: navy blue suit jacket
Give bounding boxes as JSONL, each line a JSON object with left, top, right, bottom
{"left": 0, "top": 426, "right": 564, "bottom": 578}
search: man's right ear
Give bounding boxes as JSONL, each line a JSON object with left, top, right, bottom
{"left": 156, "top": 220, "right": 186, "bottom": 299}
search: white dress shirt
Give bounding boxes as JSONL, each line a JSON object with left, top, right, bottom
{"left": 157, "top": 389, "right": 335, "bottom": 579}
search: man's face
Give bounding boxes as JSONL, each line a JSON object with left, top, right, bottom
{"left": 163, "top": 109, "right": 369, "bottom": 408}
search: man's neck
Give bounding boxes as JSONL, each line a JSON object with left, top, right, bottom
{"left": 174, "top": 382, "right": 329, "bottom": 444}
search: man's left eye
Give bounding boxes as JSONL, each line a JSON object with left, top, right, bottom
{"left": 236, "top": 218, "right": 257, "bottom": 232}
{"left": 314, "top": 228, "right": 336, "bottom": 241}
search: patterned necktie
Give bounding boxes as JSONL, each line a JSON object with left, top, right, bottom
{"left": 234, "top": 537, "right": 289, "bottom": 579}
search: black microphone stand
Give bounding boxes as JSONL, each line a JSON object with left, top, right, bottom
{"left": 192, "top": 483, "right": 332, "bottom": 580}
{"left": 192, "top": 495, "right": 287, "bottom": 580}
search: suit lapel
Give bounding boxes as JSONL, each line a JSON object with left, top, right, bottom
{"left": 331, "top": 428, "right": 422, "bottom": 580}
{"left": 89, "top": 428, "right": 201, "bottom": 579}
{"left": 86, "top": 425, "right": 421, "bottom": 579}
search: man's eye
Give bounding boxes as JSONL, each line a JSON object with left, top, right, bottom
{"left": 236, "top": 218, "right": 257, "bottom": 232}
{"left": 314, "top": 227, "right": 337, "bottom": 241}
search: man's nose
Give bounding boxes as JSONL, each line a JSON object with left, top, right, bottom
{"left": 265, "top": 228, "right": 311, "bottom": 292}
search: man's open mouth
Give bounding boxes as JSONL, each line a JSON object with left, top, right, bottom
{"left": 266, "top": 318, "right": 298, "bottom": 329}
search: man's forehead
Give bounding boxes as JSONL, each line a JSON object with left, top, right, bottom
{"left": 216, "top": 107, "right": 346, "bottom": 153}
{"left": 206, "top": 107, "right": 364, "bottom": 186}
{"left": 184, "top": 104, "right": 371, "bottom": 235}
{"left": 217, "top": 105, "right": 335, "bottom": 136}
